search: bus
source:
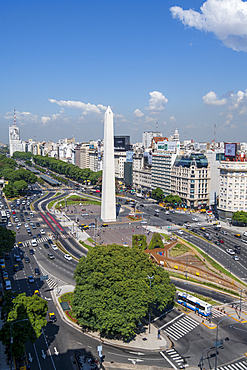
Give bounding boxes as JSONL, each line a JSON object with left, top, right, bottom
{"left": 177, "top": 292, "right": 212, "bottom": 317}
{"left": 1, "top": 210, "right": 7, "bottom": 223}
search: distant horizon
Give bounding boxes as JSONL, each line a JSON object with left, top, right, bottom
{"left": 1, "top": 1, "right": 247, "bottom": 144}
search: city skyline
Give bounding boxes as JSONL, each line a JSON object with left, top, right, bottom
{"left": 1, "top": 0, "right": 247, "bottom": 144}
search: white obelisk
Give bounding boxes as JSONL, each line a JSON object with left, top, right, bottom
{"left": 101, "top": 106, "right": 116, "bottom": 222}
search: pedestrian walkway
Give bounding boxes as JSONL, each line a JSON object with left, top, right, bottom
{"left": 162, "top": 315, "right": 199, "bottom": 341}
{"left": 162, "top": 348, "right": 189, "bottom": 368}
{"left": 14, "top": 236, "right": 48, "bottom": 248}
{"left": 211, "top": 308, "right": 227, "bottom": 319}
{"left": 218, "top": 358, "right": 247, "bottom": 370}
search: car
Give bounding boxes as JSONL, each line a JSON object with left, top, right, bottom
{"left": 82, "top": 225, "right": 89, "bottom": 230}
{"left": 154, "top": 213, "right": 159, "bottom": 217}
{"left": 16, "top": 225, "right": 20, "bottom": 230}
{"left": 214, "top": 240, "right": 220, "bottom": 246}
{"left": 101, "top": 223, "right": 108, "bottom": 227}
{"left": 226, "top": 248, "right": 235, "bottom": 255}
{"left": 192, "top": 217, "right": 198, "bottom": 221}
{"left": 241, "top": 239, "right": 247, "bottom": 244}
{"left": 234, "top": 233, "right": 241, "bottom": 238}
{"left": 155, "top": 209, "right": 160, "bottom": 213}
{"left": 219, "top": 239, "right": 224, "bottom": 244}
{"left": 32, "top": 225, "right": 36, "bottom": 229}
{"left": 88, "top": 223, "right": 95, "bottom": 228}
{"left": 140, "top": 221, "right": 147, "bottom": 224}
{"left": 29, "top": 249, "right": 35, "bottom": 255}
{"left": 49, "top": 312, "right": 57, "bottom": 323}
{"left": 25, "top": 212, "right": 28, "bottom": 215}
{"left": 234, "top": 244, "right": 241, "bottom": 250}
{"left": 25, "top": 257, "right": 30, "bottom": 263}
{"left": 37, "top": 233, "right": 41, "bottom": 238}
{"left": 27, "top": 217, "right": 30, "bottom": 221}
{"left": 243, "top": 231, "right": 247, "bottom": 237}
{"left": 14, "top": 264, "right": 19, "bottom": 272}
{"left": 47, "top": 239, "right": 53, "bottom": 244}
{"left": 17, "top": 222, "right": 22, "bottom": 226}
{"left": 44, "top": 243, "right": 49, "bottom": 249}
{"left": 15, "top": 255, "right": 21, "bottom": 262}
{"left": 7, "top": 222, "right": 12, "bottom": 227}
{"left": 25, "top": 223, "right": 29, "bottom": 228}
{"left": 2, "top": 271, "right": 8, "bottom": 280}
{"left": 18, "top": 242, "right": 23, "bottom": 247}
{"left": 48, "top": 253, "right": 55, "bottom": 259}
{"left": 28, "top": 275, "right": 34, "bottom": 283}
{"left": 34, "top": 289, "right": 40, "bottom": 296}
{"left": 167, "top": 218, "right": 172, "bottom": 222}
{"left": 220, "top": 230, "right": 227, "bottom": 235}
{"left": 35, "top": 268, "right": 40, "bottom": 275}
{"left": 5, "top": 253, "right": 10, "bottom": 260}
{"left": 40, "top": 229, "right": 45, "bottom": 234}
{"left": 36, "top": 222, "right": 40, "bottom": 227}
{"left": 196, "top": 223, "right": 201, "bottom": 226}
{"left": 12, "top": 210, "right": 16, "bottom": 215}
{"left": 200, "top": 227, "right": 205, "bottom": 230}
{"left": 31, "top": 240, "right": 37, "bottom": 247}
{"left": 51, "top": 244, "right": 58, "bottom": 250}
{"left": 233, "top": 255, "right": 239, "bottom": 261}
{"left": 178, "top": 230, "right": 183, "bottom": 234}
{"left": 64, "top": 254, "right": 72, "bottom": 261}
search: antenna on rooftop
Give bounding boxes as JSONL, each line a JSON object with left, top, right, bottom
{"left": 214, "top": 123, "right": 216, "bottom": 142}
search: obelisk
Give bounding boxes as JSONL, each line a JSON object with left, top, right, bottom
{"left": 101, "top": 106, "right": 116, "bottom": 222}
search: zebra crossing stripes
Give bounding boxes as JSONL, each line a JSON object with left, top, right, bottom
{"left": 164, "top": 349, "right": 189, "bottom": 368}
{"left": 218, "top": 359, "right": 247, "bottom": 370}
{"left": 46, "top": 278, "right": 58, "bottom": 290}
{"left": 163, "top": 315, "right": 199, "bottom": 341}
{"left": 211, "top": 308, "right": 227, "bottom": 318}
{"left": 14, "top": 237, "right": 48, "bottom": 248}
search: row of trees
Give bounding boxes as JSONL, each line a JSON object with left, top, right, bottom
{"left": 12, "top": 151, "right": 32, "bottom": 161}
{"left": 232, "top": 211, "right": 247, "bottom": 224}
{"left": 33, "top": 155, "right": 102, "bottom": 185}
{"left": 151, "top": 187, "right": 182, "bottom": 205}
{"left": 72, "top": 245, "right": 175, "bottom": 338}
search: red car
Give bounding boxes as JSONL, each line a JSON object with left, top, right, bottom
{"left": 13, "top": 211, "right": 16, "bottom": 215}
{"left": 219, "top": 239, "right": 224, "bottom": 244}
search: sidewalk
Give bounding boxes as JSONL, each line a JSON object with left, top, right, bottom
{"left": 52, "top": 285, "right": 170, "bottom": 352}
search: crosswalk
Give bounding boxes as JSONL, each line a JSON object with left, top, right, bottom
{"left": 231, "top": 301, "right": 247, "bottom": 313}
{"left": 163, "top": 348, "right": 189, "bottom": 368}
{"left": 218, "top": 359, "right": 247, "bottom": 370}
{"left": 162, "top": 315, "right": 199, "bottom": 341}
{"left": 46, "top": 277, "right": 58, "bottom": 290}
{"left": 211, "top": 308, "right": 227, "bottom": 318}
{"left": 14, "top": 237, "right": 49, "bottom": 248}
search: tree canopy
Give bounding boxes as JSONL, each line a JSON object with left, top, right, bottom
{"left": 164, "top": 194, "right": 182, "bottom": 206}
{"left": 152, "top": 187, "right": 164, "bottom": 201}
{"left": 72, "top": 245, "right": 175, "bottom": 338}
{"left": 12, "top": 151, "right": 32, "bottom": 160}
{"left": 0, "top": 226, "right": 16, "bottom": 256}
{"left": 0, "top": 293, "right": 48, "bottom": 359}
{"left": 232, "top": 211, "right": 247, "bottom": 224}
{"left": 148, "top": 233, "right": 164, "bottom": 249}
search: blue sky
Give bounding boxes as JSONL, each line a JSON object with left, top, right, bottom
{"left": 1, "top": 0, "right": 247, "bottom": 144}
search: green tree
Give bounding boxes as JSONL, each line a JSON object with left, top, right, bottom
{"left": 37, "top": 177, "right": 45, "bottom": 185}
{"left": 0, "top": 293, "right": 48, "bottom": 360}
{"left": 148, "top": 233, "right": 164, "bottom": 249}
{"left": 13, "top": 180, "right": 28, "bottom": 193}
{"left": 152, "top": 187, "right": 164, "bottom": 201}
{"left": 232, "top": 211, "right": 247, "bottom": 224}
{"left": 164, "top": 194, "right": 182, "bottom": 206}
{"left": 3, "top": 184, "right": 15, "bottom": 199}
{"left": 0, "top": 226, "right": 16, "bottom": 256}
{"left": 72, "top": 245, "right": 175, "bottom": 338}
{"left": 132, "top": 235, "right": 147, "bottom": 250}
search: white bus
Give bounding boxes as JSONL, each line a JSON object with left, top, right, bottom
{"left": 1, "top": 211, "right": 7, "bottom": 223}
{"left": 177, "top": 292, "right": 212, "bottom": 317}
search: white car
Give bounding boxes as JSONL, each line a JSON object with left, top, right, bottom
{"left": 243, "top": 231, "right": 247, "bottom": 237}
{"left": 226, "top": 248, "right": 235, "bottom": 255}
{"left": 17, "top": 222, "right": 22, "bottom": 226}
{"left": 196, "top": 223, "right": 201, "bottom": 226}
{"left": 192, "top": 218, "right": 198, "bottom": 221}
{"left": 140, "top": 221, "right": 147, "bottom": 224}
{"left": 51, "top": 244, "right": 58, "bottom": 250}
{"left": 64, "top": 254, "right": 72, "bottom": 261}
{"left": 40, "top": 229, "right": 46, "bottom": 235}
{"left": 25, "top": 223, "right": 29, "bottom": 228}
{"left": 7, "top": 222, "right": 12, "bottom": 227}
{"left": 178, "top": 230, "right": 183, "bottom": 234}
{"left": 31, "top": 240, "right": 38, "bottom": 247}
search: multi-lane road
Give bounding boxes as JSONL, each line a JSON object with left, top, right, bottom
{"left": 2, "top": 188, "right": 247, "bottom": 369}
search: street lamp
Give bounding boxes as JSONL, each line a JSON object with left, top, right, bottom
{"left": 147, "top": 275, "right": 154, "bottom": 334}
{"left": 215, "top": 316, "right": 229, "bottom": 370}
{"left": 10, "top": 318, "right": 29, "bottom": 370}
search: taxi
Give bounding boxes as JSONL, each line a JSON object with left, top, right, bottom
{"left": 49, "top": 312, "right": 57, "bottom": 323}
{"left": 34, "top": 290, "right": 40, "bottom": 296}
{"left": 18, "top": 241, "right": 23, "bottom": 247}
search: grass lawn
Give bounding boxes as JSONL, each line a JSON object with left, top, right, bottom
{"left": 55, "top": 195, "right": 101, "bottom": 209}
{"left": 170, "top": 243, "right": 188, "bottom": 257}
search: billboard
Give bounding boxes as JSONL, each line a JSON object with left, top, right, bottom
{"left": 126, "top": 151, "right": 134, "bottom": 162}
{"left": 157, "top": 141, "right": 176, "bottom": 152}
{"left": 114, "top": 137, "right": 126, "bottom": 150}
{"left": 224, "top": 143, "right": 236, "bottom": 157}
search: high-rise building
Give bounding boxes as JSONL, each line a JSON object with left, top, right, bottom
{"left": 142, "top": 131, "right": 162, "bottom": 149}
{"left": 9, "top": 108, "right": 23, "bottom": 157}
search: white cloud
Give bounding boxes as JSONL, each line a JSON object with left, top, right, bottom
{"left": 170, "top": 0, "right": 247, "bottom": 52}
{"left": 134, "top": 108, "right": 144, "bottom": 117}
{"left": 229, "top": 89, "right": 247, "bottom": 109}
{"left": 144, "top": 116, "right": 155, "bottom": 123}
{"left": 230, "top": 123, "right": 237, "bottom": 129}
{"left": 49, "top": 98, "right": 107, "bottom": 115}
{"left": 4, "top": 110, "right": 38, "bottom": 126}
{"left": 169, "top": 116, "right": 176, "bottom": 122}
{"left": 41, "top": 116, "right": 51, "bottom": 125}
{"left": 146, "top": 91, "right": 168, "bottom": 113}
{"left": 202, "top": 91, "right": 227, "bottom": 105}
{"left": 114, "top": 113, "right": 127, "bottom": 122}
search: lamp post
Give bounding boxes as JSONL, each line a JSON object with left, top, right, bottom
{"left": 215, "top": 316, "right": 229, "bottom": 370}
{"left": 147, "top": 275, "right": 154, "bottom": 334}
{"left": 10, "top": 318, "right": 29, "bottom": 370}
